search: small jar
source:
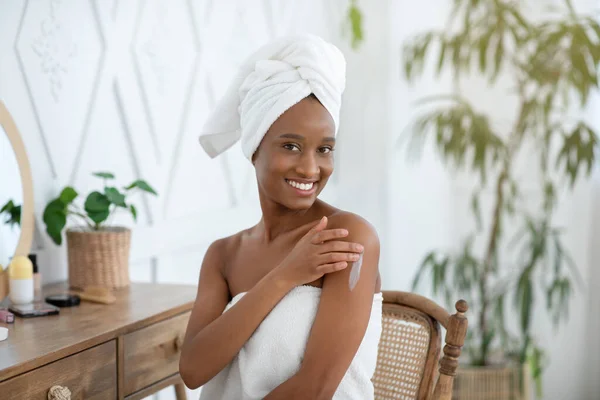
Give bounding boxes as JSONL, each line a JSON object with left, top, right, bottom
{"left": 9, "top": 255, "right": 34, "bottom": 305}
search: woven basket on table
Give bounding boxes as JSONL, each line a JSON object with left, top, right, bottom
{"left": 66, "top": 226, "right": 131, "bottom": 290}
{"left": 453, "top": 363, "right": 530, "bottom": 400}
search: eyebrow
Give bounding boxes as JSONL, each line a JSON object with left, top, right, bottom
{"left": 278, "top": 133, "right": 336, "bottom": 143}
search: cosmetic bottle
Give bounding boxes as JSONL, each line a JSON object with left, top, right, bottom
{"left": 8, "top": 255, "right": 34, "bottom": 305}
{"left": 28, "top": 253, "right": 41, "bottom": 295}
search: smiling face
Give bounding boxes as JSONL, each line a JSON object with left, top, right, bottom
{"left": 252, "top": 94, "right": 336, "bottom": 211}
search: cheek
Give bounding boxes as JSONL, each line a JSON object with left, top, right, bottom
{"left": 320, "top": 156, "right": 334, "bottom": 178}
{"left": 255, "top": 153, "right": 287, "bottom": 185}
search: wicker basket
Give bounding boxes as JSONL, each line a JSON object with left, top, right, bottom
{"left": 453, "top": 363, "right": 530, "bottom": 400}
{"left": 66, "top": 226, "right": 131, "bottom": 290}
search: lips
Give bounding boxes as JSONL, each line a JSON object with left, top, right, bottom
{"left": 285, "top": 179, "right": 318, "bottom": 196}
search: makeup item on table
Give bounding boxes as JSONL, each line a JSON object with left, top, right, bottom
{"left": 8, "top": 255, "right": 34, "bottom": 305}
{"left": 45, "top": 294, "right": 80, "bottom": 308}
{"left": 28, "top": 254, "right": 41, "bottom": 294}
{"left": 0, "top": 309, "right": 15, "bottom": 323}
{"left": 73, "top": 286, "right": 116, "bottom": 305}
{"left": 0, "top": 327, "right": 7, "bottom": 342}
{"left": 8, "top": 302, "right": 60, "bottom": 318}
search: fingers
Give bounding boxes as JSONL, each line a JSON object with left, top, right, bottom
{"left": 310, "top": 228, "right": 349, "bottom": 244}
{"left": 318, "top": 240, "right": 364, "bottom": 254}
{"left": 309, "top": 216, "right": 328, "bottom": 234}
{"left": 316, "top": 261, "right": 348, "bottom": 274}
{"left": 320, "top": 252, "right": 361, "bottom": 264}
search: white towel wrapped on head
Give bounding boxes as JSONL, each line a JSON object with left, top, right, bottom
{"left": 198, "top": 34, "right": 346, "bottom": 161}
{"left": 198, "top": 286, "right": 383, "bottom": 399}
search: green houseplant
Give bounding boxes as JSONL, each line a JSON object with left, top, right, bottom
{"left": 43, "top": 172, "right": 157, "bottom": 289}
{"left": 397, "top": 0, "right": 600, "bottom": 398}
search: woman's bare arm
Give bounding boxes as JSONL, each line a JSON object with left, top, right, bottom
{"left": 179, "top": 238, "right": 294, "bottom": 389}
{"left": 264, "top": 213, "right": 380, "bottom": 399}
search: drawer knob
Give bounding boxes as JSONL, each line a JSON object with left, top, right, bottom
{"left": 48, "top": 385, "right": 71, "bottom": 400}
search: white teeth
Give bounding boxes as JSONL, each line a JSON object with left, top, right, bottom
{"left": 286, "top": 180, "right": 314, "bottom": 191}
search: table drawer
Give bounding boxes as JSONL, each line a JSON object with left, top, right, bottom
{"left": 0, "top": 340, "right": 117, "bottom": 400}
{"left": 124, "top": 312, "right": 190, "bottom": 395}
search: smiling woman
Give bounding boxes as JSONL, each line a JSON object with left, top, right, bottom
{"left": 180, "top": 34, "right": 383, "bottom": 399}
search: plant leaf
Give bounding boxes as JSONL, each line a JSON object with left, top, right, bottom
{"left": 59, "top": 187, "right": 78, "bottom": 204}
{"left": 347, "top": 1, "right": 364, "bottom": 50}
{"left": 0, "top": 200, "right": 21, "bottom": 227}
{"left": 555, "top": 122, "right": 599, "bottom": 187}
{"left": 93, "top": 172, "right": 115, "bottom": 179}
{"left": 471, "top": 192, "right": 482, "bottom": 231}
{"left": 43, "top": 199, "right": 67, "bottom": 245}
{"left": 125, "top": 180, "right": 158, "bottom": 195}
{"left": 105, "top": 187, "right": 127, "bottom": 208}
{"left": 478, "top": 29, "right": 493, "bottom": 73}
{"left": 84, "top": 191, "right": 111, "bottom": 215}
{"left": 87, "top": 209, "right": 110, "bottom": 225}
{"left": 0, "top": 200, "right": 14, "bottom": 214}
{"left": 412, "top": 251, "right": 437, "bottom": 291}
{"left": 129, "top": 204, "right": 137, "bottom": 222}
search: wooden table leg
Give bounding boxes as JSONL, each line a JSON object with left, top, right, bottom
{"left": 174, "top": 382, "right": 187, "bottom": 400}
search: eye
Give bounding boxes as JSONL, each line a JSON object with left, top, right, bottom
{"left": 318, "top": 146, "right": 334, "bottom": 154}
{"left": 283, "top": 143, "right": 301, "bottom": 152}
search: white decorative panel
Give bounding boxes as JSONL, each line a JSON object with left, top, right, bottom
{"left": 132, "top": 0, "right": 199, "bottom": 166}
{"left": 163, "top": 63, "right": 233, "bottom": 219}
{"left": 198, "top": 1, "right": 270, "bottom": 99}
{"left": 72, "top": 87, "right": 152, "bottom": 227}
{"left": 15, "top": 0, "right": 104, "bottom": 180}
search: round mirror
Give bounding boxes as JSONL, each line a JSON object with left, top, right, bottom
{"left": 0, "top": 100, "right": 34, "bottom": 266}
{"left": 0, "top": 124, "right": 22, "bottom": 267}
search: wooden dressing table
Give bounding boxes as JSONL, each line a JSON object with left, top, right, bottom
{"left": 0, "top": 281, "right": 197, "bottom": 399}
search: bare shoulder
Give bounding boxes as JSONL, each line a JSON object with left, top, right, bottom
{"left": 326, "top": 210, "right": 379, "bottom": 246}
{"left": 325, "top": 210, "right": 382, "bottom": 291}
{"left": 203, "top": 228, "right": 249, "bottom": 271}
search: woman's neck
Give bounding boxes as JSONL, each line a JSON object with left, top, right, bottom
{"left": 257, "top": 198, "right": 322, "bottom": 242}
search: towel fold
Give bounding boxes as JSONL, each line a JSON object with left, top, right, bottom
{"left": 198, "top": 34, "right": 346, "bottom": 161}
{"left": 199, "top": 286, "right": 383, "bottom": 400}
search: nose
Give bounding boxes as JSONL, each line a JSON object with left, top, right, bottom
{"left": 295, "top": 151, "right": 319, "bottom": 179}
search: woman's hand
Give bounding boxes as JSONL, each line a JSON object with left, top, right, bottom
{"left": 274, "top": 216, "right": 364, "bottom": 287}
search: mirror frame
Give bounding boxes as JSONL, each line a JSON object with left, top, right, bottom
{"left": 0, "top": 100, "right": 34, "bottom": 258}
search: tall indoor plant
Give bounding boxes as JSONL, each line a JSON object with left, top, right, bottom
{"left": 43, "top": 172, "right": 157, "bottom": 289}
{"left": 398, "top": 0, "right": 600, "bottom": 397}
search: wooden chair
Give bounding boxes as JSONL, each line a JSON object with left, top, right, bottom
{"left": 372, "top": 291, "right": 469, "bottom": 400}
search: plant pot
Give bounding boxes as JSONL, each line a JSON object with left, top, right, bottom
{"left": 453, "top": 363, "right": 530, "bottom": 400}
{"left": 66, "top": 226, "right": 131, "bottom": 290}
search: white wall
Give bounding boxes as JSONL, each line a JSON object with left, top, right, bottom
{"left": 0, "top": 0, "right": 598, "bottom": 399}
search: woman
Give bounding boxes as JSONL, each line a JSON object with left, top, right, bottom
{"left": 179, "top": 34, "right": 383, "bottom": 399}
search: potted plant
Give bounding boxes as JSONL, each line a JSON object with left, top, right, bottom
{"left": 43, "top": 172, "right": 157, "bottom": 290}
{"left": 398, "top": 0, "right": 600, "bottom": 399}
